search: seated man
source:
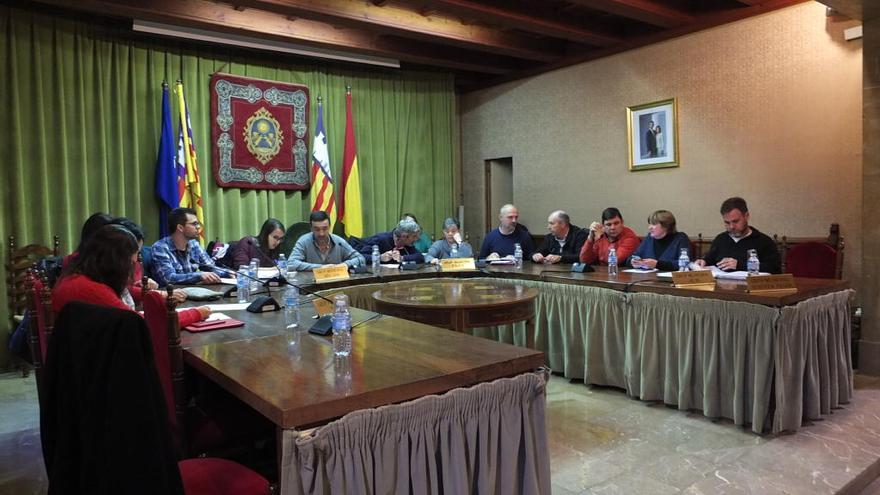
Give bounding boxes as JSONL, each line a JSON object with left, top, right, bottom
{"left": 150, "top": 207, "right": 222, "bottom": 286}
{"left": 532, "top": 210, "right": 588, "bottom": 264}
{"left": 401, "top": 213, "right": 433, "bottom": 253}
{"left": 695, "top": 197, "right": 781, "bottom": 273}
{"left": 479, "top": 204, "right": 535, "bottom": 260}
{"left": 287, "top": 211, "right": 364, "bottom": 271}
{"left": 356, "top": 219, "right": 425, "bottom": 264}
{"left": 578, "top": 207, "right": 640, "bottom": 265}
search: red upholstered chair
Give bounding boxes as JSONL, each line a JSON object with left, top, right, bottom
{"left": 784, "top": 242, "right": 839, "bottom": 279}
{"left": 142, "top": 288, "right": 271, "bottom": 457}
{"left": 24, "top": 268, "right": 54, "bottom": 406}
{"left": 42, "top": 301, "right": 270, "bottom": 495}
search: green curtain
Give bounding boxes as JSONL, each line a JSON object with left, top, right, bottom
{"left": 0, "top": 5, "right": 456, "bottom": 368}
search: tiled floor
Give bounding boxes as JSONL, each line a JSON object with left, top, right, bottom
{"left": 3, "top": 371, "right": 880, "bottom": 494}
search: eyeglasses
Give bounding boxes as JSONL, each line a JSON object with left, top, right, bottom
{"left": 186, "top": 221, "right": 201, "bottom": 227}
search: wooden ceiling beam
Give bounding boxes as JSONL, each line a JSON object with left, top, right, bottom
{"left": 566, "top": 0, "right": 694, "bottom": 28}
{"left": 36, "top": 0, "right": 517, "bottom": 75}
{"left": 229, "top": 0, "right": 563, "bottom": 62}
{"left": 423, "top": 0, "right": 622, "bottom": 46}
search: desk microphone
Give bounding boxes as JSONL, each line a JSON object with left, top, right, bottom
{"left": 210, "top": 265, "right": 280, "bottom": 313}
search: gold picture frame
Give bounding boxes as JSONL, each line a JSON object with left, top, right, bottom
{"left": 626, "top": 98, "right": 679, "bottom": 171}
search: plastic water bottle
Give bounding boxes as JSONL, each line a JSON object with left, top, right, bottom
{"left": 678, "top": 248, "right": 690, "bottom": 272}
{"left": 283, "top": 286, "right": 300, "bottom": 329}
{"left": 236, "top": 265, "right": 249, "bottom": 303}
{"left": 514, "top": 243, "right": 523, "bottom": 269}
{"left": 248, "top": 258, "right": 259, "bottom": 294}
{"left": 608, "top": 247, "right": 618, "bottom": 277}
{"left": 332, "top": 294, "right": 352, "bottom": 357}
{"left": 450, "top": 243, "right": 459, "bottom": 259}
{"left": 277, "top": 253, "right": 287, "bottom": 272}
{"left": 747, "top": 249, "right": 760, "bottom": 275}
{"left": 371, "top": 245, "right": 381, "bottom": 273}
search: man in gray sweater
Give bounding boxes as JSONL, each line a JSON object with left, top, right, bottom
{"left": 287, "top": 211, "right": 365, "bottom": 271}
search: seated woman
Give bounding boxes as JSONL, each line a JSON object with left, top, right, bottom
{"left": 53, "top": 225, "right": 209, "bottom": 328}
{"left": 232, "top": 218, "right": 286, "bottom": 268}
{"left": 62, "top": 212, "right": 114, "bottom": 268}
{"left": 402, "top": 213, "right": 433, "bottom": 253}
{"left": 110, "top": 217, "right": 159, "bottom": 303}
{"left": 629, "top": 210, "right": 691, "bottom": 271}
{"left": 426, "top": 217, "right": 473, "bottom": 263}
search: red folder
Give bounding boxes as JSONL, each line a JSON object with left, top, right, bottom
{"left": 184, "top": 318, "right": 245, "bottom": 333}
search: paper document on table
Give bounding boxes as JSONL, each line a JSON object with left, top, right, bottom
{"left": 204, "top": 312, "right": 232, "bottom": 321}
{"left": 489, "top": 256, "right": 516, "bottom": 265}
{"left": 257, "top": 267, "right": 281, "bottom": 279}
{"left": 205, "top": 303, "right": 251, "bottom": 311}
{"left": 623, "top": 268, "right": 658, "bottom": 273}
{"left": 219, "top": 277, "right": 238, "bottom": 285}
{"left": 656, "top": 268, "right": 768, "bottom": 280}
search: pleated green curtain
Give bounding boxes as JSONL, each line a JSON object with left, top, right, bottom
{"left": 0, "top": 5, "right": 456, "bottom": 367}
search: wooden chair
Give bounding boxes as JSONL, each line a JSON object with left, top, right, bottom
{"left": 780, "top": 224, "right": 845, "bottom": 279}
{"left": 142, "top": 287, "right": 272, "bottom": 458}
{"left": 279, "top": 221, "right": 310, "bottom": 257}
{"left": 24, "top": 268, "right": 54, "bottom": 405}
{"left": 6, "top": 234, "right": 59, "bottom": 324}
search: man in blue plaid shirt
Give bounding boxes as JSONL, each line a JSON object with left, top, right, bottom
{"left": 150, "top": 207, "right": 223, "bottom": 287}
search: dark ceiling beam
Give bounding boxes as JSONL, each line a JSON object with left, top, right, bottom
{"left": 230, "top": 0, "right": 563, "bottom": 62}
{"left": 35, "top": 0, "right": 518, "bottom": 75}
{"left": 565, "top": 0, "right": 694, "bottom": 28}
{"left": 467, "top": 0, "right": 806, "bottom": 92}
{"left": 423, "top": 0, "right": 622, "bottom": 46}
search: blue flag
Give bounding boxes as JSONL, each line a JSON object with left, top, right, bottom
{"left": 155, "top": 83, "right": 178, "bottom": 237}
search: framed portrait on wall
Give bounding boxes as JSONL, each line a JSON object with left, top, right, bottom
{"left": 626, "top": 98, "right": 679, "bottom": 171}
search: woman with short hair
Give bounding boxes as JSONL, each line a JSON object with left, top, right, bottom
{"left": 629, "top": 210, "right": 691, "bottom": 271}
{"left": 427, "top": 218, "right": 473, "bottom": 262}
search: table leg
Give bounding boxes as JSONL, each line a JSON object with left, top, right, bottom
{"left": 525, "top": 316, "right": 535, "bottom": 349}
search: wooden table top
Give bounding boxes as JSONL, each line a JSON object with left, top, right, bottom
{"left": 183, "top": 307, "right": 544, "bottom": 429}
{"left": 371, "top": 279, "right": 538, "bottom": 309}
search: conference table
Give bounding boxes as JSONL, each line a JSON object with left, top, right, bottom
{"left": 180, "top": 261, "right": 852, "bottom": 465}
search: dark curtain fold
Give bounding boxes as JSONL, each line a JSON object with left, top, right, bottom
{"left": 0, "top": 5, "right": 456, "bottom": 367}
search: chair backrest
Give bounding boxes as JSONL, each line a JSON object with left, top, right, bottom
{"left": 142, "top": 287, "right": 187, "bottom": 451}
{"left": 41, "top": 302, "right": 184, "bottom": 494}
{"left": 140, "top": 244, "right": 154, "bottom": 280}
{"left": 7, "top": 235, "right": 60, "bottom": 322}
{"left": 784, "top": 242, "right": 839, "bottom": 279}
{"left": 25, "top": 268, "right": 53, "bottom": 404}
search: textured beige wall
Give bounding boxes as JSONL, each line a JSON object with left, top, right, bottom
{"left": 460, "top": 2, "right": 863, "bottom": 282}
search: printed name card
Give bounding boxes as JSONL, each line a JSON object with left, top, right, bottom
{"left": 312, "top": 297, "right": 334, "bottom": 316}
{"left": 747, "top": 273, "right": 797, "bottom": 293}
{"left": 313, "top": 265, "right": 350, "bottom": 283}
{"left": 671, "top": 270, "right": 715, "bottom": 288}
{"left": 440, "top": 258, "right": 476, "bottom": 272}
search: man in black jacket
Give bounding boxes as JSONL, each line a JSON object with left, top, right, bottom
{"left": 695, "top": 197, "right": 781, "bottom": 274}
{"left": 532, "top": 210, "right": 589, "bottom": 265}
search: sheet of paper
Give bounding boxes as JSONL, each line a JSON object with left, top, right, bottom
{"left": 257, "top": 267, "right": 282, "bottom": 279}
{"left": 623, "top": 268, "right": 658, "bottom": 273}
{"left": 205, "top": 303, "right": 251, "bottom": 311}
{"left": 204, "top": 312, "right": 231, "bottom": 321}
{"left": 489, "top": 259, "right": 515, "bottom": 265}
{"left": 218, "top": 277, "right": 238, "bottom": 285}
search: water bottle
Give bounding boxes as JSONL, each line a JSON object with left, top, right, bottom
{"left": 450, "top": 243, "right": 459, "bottom": 259}
{"left": 277, "top": 253, "right": 287, "bottom": 272}
{"left": 514, "top": 243, "right": 523, "bottom": 269}
{"left": 371, "top": 245, "right": 381, "bottom": 273}
{"left": 678, "top": 248, "right": 690, "bottom": 272}
{"left": 608, "top": 247, "right": 618, "bottom": 277}
{"left": 248, "top": 258, "right": 259, "bottom": 294}
{"left": 332, "top": 294, "right": 352, "bottom": 357}
{"left": 747, "top": 249, "right": 760, "bottom": 275}
{"left": 283, "top": 286, "right": 300, "bottom": 329}
{"left": 236, "top": 265, "right": 249, "bottom": 303}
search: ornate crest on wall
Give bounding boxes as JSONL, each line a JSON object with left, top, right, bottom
{"left": 210, "top": 73, "right": 309, "bottom": 190}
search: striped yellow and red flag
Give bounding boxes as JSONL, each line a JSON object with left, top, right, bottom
{"left": 338, "top": 88, "right": 363, "bottom": 238}
{"left": 310, "top": 98, "right": 336, "bottom": 226}
{"left": 175, "top": 80, "right": 206, "bottom": 245}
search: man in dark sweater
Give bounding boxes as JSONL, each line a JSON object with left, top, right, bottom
{"left": 479, "top": 204, "right": 535, "bottom": 260}
{"left": 532, "top": 210, "right": 588, "bottom": 264}
{"left": 695, "top": 197, "right": 781, "bottom": 273}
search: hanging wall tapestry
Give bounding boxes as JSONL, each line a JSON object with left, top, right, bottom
{"left": 210, "top": 73, "right": 310, "bottom": 190}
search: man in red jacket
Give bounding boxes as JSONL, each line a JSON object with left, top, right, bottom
{"left": 579, "top": 207, "right": 640, "bottom": 265}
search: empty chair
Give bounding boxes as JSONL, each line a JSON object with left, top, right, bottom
{"left": 784, "top": 242, "right": 839, "bottom": 279}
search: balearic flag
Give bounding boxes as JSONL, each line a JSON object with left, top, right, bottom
{"left": 310, "top": 98, "right": 337, "bottom": 226}
{"left": 338, "top": 88, "right": 363, "bottom": 238}
{"left": 154, "top": 82, "right": 179, "bottom": 238}
{"left": 175, "top": 80, "right": 206, "bottom": 245}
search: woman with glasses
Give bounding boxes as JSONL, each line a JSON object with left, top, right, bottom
{"left": 232, "top": 218, "right": 287, "bottom": 267}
